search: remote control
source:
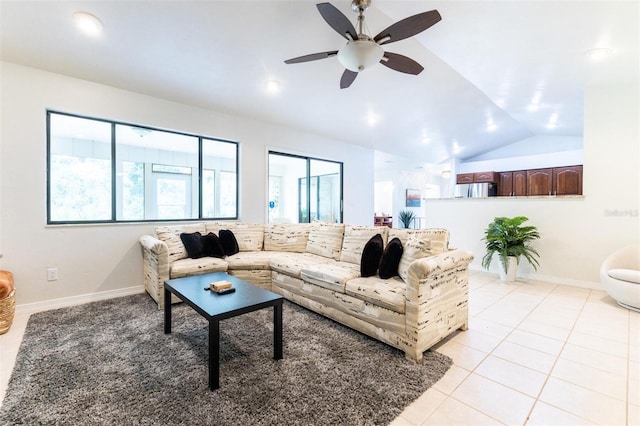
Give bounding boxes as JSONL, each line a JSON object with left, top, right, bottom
{"left": 217, "top": 287, "right": 236, "bottom": 295}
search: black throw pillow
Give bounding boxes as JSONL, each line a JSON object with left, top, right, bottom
{"left": 379, "top": 237, "right": 404, "bottom": 279}
{"left": 219, "top": 229, "right": 239, "bottom": 256}
{"left": 202, "top": 232, "right": 225, "bottom": 258}
{"left": 180, "top": 232, "right": 204, "bottom": 259}
{"left": 360, "top": 234, "right": 384, "bottom": 277}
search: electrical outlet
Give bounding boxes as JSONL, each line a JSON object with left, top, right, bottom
{"left": 47, "top": 267, "right": 58, "bottom": 281}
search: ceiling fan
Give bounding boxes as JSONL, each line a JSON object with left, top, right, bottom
{"left": 284, "top": 0, "right": 441, "bottom": 89}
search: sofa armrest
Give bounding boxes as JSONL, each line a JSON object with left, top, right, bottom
{"left": 405, "top": 249, "right": 474, "bottom": 301}
{"left": 404, "top": 249, "right": 474, "bottom": 357}
{"left": 139, "top": 235, "right": 170, "bottom": 309}
{"left": 139, "top": 235, "right": 168, "bottom": 256}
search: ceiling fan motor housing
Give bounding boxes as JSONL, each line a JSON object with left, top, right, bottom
{"left": 338, "top": 40, "right": 384, "bottom": 72}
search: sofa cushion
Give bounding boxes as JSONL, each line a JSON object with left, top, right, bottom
{"left": 340, "top": 225, "right": 388, "bottom": 265}
{"left": 379, "top": 237, "right": 404, "bottom": 279}
{"left": 274, "top": 278, "right": 406, "bottom": 335}
{"left": 201, "top": 233, "right": 225, "bottom": 258}
{"left": 225, "top": 251, "right": 274, "bottom": 270}
{"left": 170, "top": 257, "right": 227, "bottom": 279}
{"left": 398, "top": 237, "right": 433, "bottom": 283}
{"left": 306, "top": 222, "right": 345, "bottom": 260}
{"left": 300, "top": 261, "right": 361, "bottom": 293}
{"left": 205, "top": 222, "right": 264, "bottom": 252}
{"left": 228, "top": 223, "right": 265, "bottom": 252}
{"left": 360, "top": 234, "right": 384, "bottom": 277}
{"left": 156, "top": 223, "right": 206, "bottom": 263}
{"left": 389, "top": 228, "right": 449, "bottom": 255}
{"left": 269, "top": 252, "right": 335, "bottom": 278}
{"left": 219, "top": 229, "right": 240, "bottom": 256}
{"left": 345, "top": 276, "right": 406, "bottom": 314}
{"left": 180, "top": 232, "right": 204, "bottom": 258}
{"left": 264, "top": 223, "right": 311, "bottom": 252}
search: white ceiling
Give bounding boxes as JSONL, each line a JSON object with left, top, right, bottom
{"left": 1, "top": 0, "right": 638, "bottom": 167}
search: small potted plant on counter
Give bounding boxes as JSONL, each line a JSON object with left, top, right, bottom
{"left": 482, "top": 216, "right": 540, "bottom": 281}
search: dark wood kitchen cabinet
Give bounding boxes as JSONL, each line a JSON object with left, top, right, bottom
{"left": 527, "top": 168, "right": 553, "bottom": 196}
{"left": 498, "top": 172, "right": 513, "bottom": 196}
{"left": 498, "top": 171, "right": 527, "bottom": 196}
{"left": 462, "top": 165, "right": 582, "bottom": 197}
{"left": 512, "top": 171, "right": 527, "bottom": 196}
{"left": 553, "top": 165, "right": 583, "bottom": 195}
{"left": 456, "top": 173, "right": 475, "bottom": 184}
{"left": 474, "top": 171, "right": 499, "bottom": 183}
{"left": 457, "top": 171, "right": 499, "bottom": 184}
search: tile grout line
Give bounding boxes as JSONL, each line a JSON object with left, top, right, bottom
{"left": 435, "top": 278, "right": 557, "bottom": 425}
{"left": 521, "top": 287, "right": 609, "bottom": 426}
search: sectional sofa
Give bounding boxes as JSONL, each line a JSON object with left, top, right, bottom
{"left": 139, "top": 221, "right": 474, "bottom": 361}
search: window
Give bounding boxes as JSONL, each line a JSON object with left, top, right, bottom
{"left": 47, "top": 111, "right": 238, "bottom": 224}
{"left": 268, "top": 152, "right": 343, "bottom": 224}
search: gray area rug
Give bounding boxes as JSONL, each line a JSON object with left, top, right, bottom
{"left": 0, "top": 294, "right": 452, "bottom": 425}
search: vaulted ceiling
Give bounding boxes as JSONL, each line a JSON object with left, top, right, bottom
{"left": 1, "top": 1, "right": 637, "bottom": 167}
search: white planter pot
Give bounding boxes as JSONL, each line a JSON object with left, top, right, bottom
{"left": 499, "top": 256, "right": 518, "bottom": 282}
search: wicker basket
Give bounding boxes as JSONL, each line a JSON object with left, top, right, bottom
{"left": 0, "top": 288, "right": 16, "bottom": 335}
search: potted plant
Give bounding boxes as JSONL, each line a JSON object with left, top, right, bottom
{"left": 481, "top": 216, "right": 540, "bottom": 281}
{"left": 398, "top": 210, "right": 416, "bottom": 228}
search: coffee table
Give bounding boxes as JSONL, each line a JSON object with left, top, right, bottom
{"left": 164, "top": 272, "right": 283, "bottom": 390}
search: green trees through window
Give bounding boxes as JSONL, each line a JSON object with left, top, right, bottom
{"left": 47, "top": 111, "right": 238, "bottom": 224}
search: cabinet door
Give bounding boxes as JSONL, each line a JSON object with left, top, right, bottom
{"left": 498, "top": 172, "right": 513, "bottom": 196}
{"left": 527, "top": 168, "right": 553, "bottom": 196}
{"left": 474, "top": 171, "right": 498, "bottom": 183}
{"left": 456, "top": 173, "right": 474, "bottom": 184}
{"left": 554, "top": 165, "right": 583, "bottom": 195}
{"left": 512, "top": 171, "right": 527, "bottom": 196}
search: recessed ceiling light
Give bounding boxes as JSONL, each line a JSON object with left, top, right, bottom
{"left": 264, "top": 80, "right": 281, "bottom": 93}
{"left": 367, "top": 111, "right": 379, "bottom": 127}
{"left": 73, "top": 11, "right": 103, "bottom": 37}
{"left": 546, "top": 112, "right": 559, "bottom": 129}
{"left": 585, "top": 48, "right": 612, "bottom": 61}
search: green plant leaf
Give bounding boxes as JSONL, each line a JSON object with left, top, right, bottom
{"left": 481, "top": 215, "right": 541, "bottom": 271}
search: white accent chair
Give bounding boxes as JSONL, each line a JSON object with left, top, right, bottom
{"left": 600, "top": 244, "right": 640, "bottom": 312}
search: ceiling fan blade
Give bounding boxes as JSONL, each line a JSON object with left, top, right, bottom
{"left": 284, "top": 51, "right": 339, "bottom": 64}
{"left": 340, "top": 69, "right": 358, "bottom": 89}
{"left": 380, "top": 52, "right": 424, "bottom": 75}
{"left": 317, "top": 2, "right": 358, "bottom": 41}
{"left": 374, "top": 10, "right": 441, "bottom": 45}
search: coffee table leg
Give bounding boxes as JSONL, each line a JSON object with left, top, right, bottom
{"left": 209, "top": 319, "right": 220, "bottom": 390}
{"left": 274, "top": 301, "right": 283, "bottom": 360}
{"left": 164, "top": 287, "right": 171, "bottom": 334}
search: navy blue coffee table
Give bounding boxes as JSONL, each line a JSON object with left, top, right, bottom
{"left": 164, "top": 272, "right": 283, "bottom": 390}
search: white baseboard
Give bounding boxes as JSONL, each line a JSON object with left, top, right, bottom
{"left": 468, "top": 266, "right": 603, "bottom": 290}
{"left": 16, "top": 285, "right": 145, "bottom": 315}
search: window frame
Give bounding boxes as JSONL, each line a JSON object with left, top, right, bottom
{"left": 46, "top": 110, "right": 239, "bottom": 225}
{"left": 267, "top": 151, "right": 344, "bottom": 224}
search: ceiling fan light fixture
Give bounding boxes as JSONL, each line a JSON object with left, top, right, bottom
{"left": 338, "top": 40, "right": 384, "bottom": 72}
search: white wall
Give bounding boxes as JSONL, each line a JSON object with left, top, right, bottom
{"left": 421, "top": 81, "right": 639, "bottom": 288}
{"left": 0, "top": 62, "right": 374, "bottom": 306}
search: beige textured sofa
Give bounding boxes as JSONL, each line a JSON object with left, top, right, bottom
{"left": 139, "top": 221, "right": 474, "bottom": 361}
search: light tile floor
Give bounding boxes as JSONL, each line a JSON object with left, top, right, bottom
{"left": 394, "top": 271, "right": 640, "bottom": 426}
{"left": 1, "top": 271, "right": 639, "bottom": 425}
